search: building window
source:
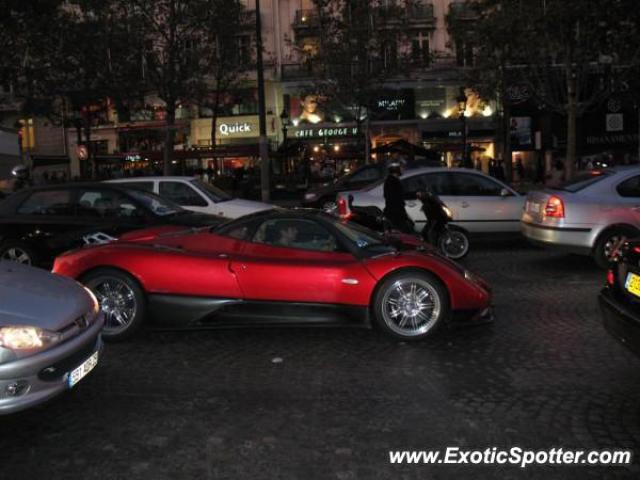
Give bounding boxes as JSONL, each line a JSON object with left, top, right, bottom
{"left": 411, "top": 31, "right": 430, "bottom": 65}
{"left": 237, "top": 35, "right": 252, "bottom": 65}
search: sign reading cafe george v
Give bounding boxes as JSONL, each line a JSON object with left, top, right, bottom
{"left": 292, "top": 126, "right": 360, "bottom": 139}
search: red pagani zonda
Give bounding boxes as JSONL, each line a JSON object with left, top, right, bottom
{"left": 52, "top": 210, "right": 492, "bottom": 341}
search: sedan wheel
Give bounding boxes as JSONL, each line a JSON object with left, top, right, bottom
{"left": 82, "top": 269, "right": 146, "bottom": 341}
{"left": 1, "top": 245, "right": 34, "bottom": 265}
{"left": 374, "top": 272, "right": 448, "bottom": 340}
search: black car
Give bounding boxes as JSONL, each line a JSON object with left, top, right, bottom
{"left": 0, "top": 183, "right": 225, "bottom": 267}
{"left": 599, "top": 241, "right": 640, "bottom": 357}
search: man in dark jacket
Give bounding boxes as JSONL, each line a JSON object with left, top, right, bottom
{"left": 383, "top": 164, "right": 413, "bottom": 233}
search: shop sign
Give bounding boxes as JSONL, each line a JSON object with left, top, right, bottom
{"left": 219, "top": 121, "right": 252, "bottom": 136}
{"left": 371, "top": 89, "right": 415, "bottom": 120}
{"left": 293, "top": 126, "right": 360, "bottom": 139}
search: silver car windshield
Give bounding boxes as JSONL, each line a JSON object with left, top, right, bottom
{"left": 126, "top": 189, "right": 183, "bottom": 216}
{"left": 556, "top": 171, "right": 611, "bottom": 192}
{"left": 192, "top": 179, "right": 232, "bottom": 202}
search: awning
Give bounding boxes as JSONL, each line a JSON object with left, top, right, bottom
{"left": 371, "top": 139, "right": 440, "bottom": 160}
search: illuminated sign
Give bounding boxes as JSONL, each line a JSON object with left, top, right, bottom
{"left": 292, "top": 126, "right": 359, "bottom": 139}
{"left": 219, "top": 122, "right": 252, "bottom": 136}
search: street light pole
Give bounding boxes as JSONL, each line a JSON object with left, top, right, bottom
{"left": 457, "top": 87, "right": 469, "bottom": 168}
{"left": 256, "top": 0, "right": 270, "bottom": 202}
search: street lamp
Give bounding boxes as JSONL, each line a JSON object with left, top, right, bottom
{"left": 456, "top": 87, "right": 470, "bottom": 168}
{"left": 280, "top": 107, "right": 291, "bottom": 173}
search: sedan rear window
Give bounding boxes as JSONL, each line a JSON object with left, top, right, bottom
{"left": 556, "top": 171, "right": 611, "bottom": 192}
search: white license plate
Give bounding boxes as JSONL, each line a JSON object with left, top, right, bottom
{"left": 527, "top": 201, "right": 541, "bottom": 213}
{"left": 68, "top": 351, "right": 99, "bottom": 388}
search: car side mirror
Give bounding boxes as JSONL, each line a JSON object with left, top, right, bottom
{"left": 500, "top": 188, "right": 511, "bottom": 198}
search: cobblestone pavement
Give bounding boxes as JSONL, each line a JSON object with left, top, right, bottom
{"left": 2, "top": 239, "right": 639, "bottom": 479}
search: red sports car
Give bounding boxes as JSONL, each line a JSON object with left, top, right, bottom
{"left": 52, "top": 210, "right": 492, "bottom": 341}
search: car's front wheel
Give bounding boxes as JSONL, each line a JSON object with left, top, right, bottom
{"left": 81, "top": 268, "right": 146, "bottom": 342}
{"left": 373, "top": 270, "right": 449, "bottom": 340}
{"left": 0, "top": 242, "right": 37, "bottom": 266}
{"left": 594, "top": 227, "right": 637, "bottom": 269}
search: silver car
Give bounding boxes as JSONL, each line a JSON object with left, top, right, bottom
{"left": 521, "top": 166, "right": 640, "bottom": 267}
{"left": 337, "top": 167, "right": 525, "bottom": 233}
{"left": 0, "top": 261, "right": 104, "bottom": 414}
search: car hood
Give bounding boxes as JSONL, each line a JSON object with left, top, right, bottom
{"left": 0, "top": 261, "right": 92, "bottom": 331}
{"left": 223, "top": 199, "right": 273, "bottom": 215}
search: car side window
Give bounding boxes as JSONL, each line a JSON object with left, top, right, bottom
{"left": 76, "top": 190, "right": 145, "bottom": 219}
{"left": 452, "top": 173, "right": 503, "bottom": 196}
{"left": 122, "top": 181, "right": 154, "bottom": 193}
{"left": 616, "top": 176, "right": 640, "bottom": 197}
{"left": 252, "top": 218, "right": 343, "bottom": 252}
{"left": 159, "top": 182, "right": 208, "bottom": 207}
{"left": 17, "top": 190, "right": 74, "bottom": 216}
{"left": 347, "top": 167, "right": 381, "bottom": 184}
{"left": 402, "top": 173, "right": 454, "bottom": 196}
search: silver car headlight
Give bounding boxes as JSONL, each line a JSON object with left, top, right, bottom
{"left": 0, "top": 326, "right": 62, "bottom": 351}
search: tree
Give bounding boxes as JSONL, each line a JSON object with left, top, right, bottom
{"left": 308, "top": 0, "right": 413, "bottom": 164}
{"left": 461, "top": 0, "right": 640, "bottom": 180}
{"left": 200, "top": 0, "right": 251, "bottom": 161}
{"left": 123, "top": 0, "right": 209, "bottom": 175}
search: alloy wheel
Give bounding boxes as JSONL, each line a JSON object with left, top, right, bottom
{"left": 90, "top": 278, "right": 137, "bottom": 334}
{"left": 1, "top": 247, "right": 32, "bottom": 265}
{"left": 380, "top": 278, "right": 441, "bottom": 337}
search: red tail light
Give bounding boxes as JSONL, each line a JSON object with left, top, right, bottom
{"left": 337, "top": 197, "right": 348, "bottom": 217}
{"left": 633, "top": 246, "right": 640, "bottom": 254}
{"left": 607, "top": 269, "right": 615, "bottom": 286}
{"left": 544, "top": 195, "right": 565, "bottom": 218}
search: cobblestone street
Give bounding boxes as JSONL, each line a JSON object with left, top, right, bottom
{"left": 2, "top": 239, "right": 639, "bottom": 479}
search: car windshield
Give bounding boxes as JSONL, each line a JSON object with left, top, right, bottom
{"left": 555, "top": 171, "right": 612, "bottom": 192}
{"left": 192, "top": 179, "right": 232, "bottom": 202}
{"left": 324, "top": 214, "right": 396, "bottom": 255}
{"left": 125, "top": 188, "right": 183, "bottom": 216}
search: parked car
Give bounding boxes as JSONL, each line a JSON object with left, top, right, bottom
{"left": 106, "top": 176, "right": 272, "bottom": 218}
{"left": 0, "top": 183, "right": 224, "bottom": 267}
{"left": 599, "top": 240, "right": 640, "bottom": 357}
{"left": 52, "top": 209, "right": 492, "bottom": 342}
{"left": 303, "top": 160, "right": 444, "bottom": 211}
{"left": 0, "top": 261, "right": 104, "bottom": 414}
{"left": 521, "top": 166, "right": 640, "bottom": 268}
{"left": 336, "top": 167, "right": 524, "bottom": 234}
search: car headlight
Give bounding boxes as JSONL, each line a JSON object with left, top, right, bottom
{"left": 304, "top": 192, "right": 318, "bottom": 201}
{"left": 464, "top": 270, "right": 479, "bottom": 284}
{"left": 83, "top": 286, "right": 100, "bottom": 315}
{"left": 0, "top": 326, "right": 62, "bottom": 351}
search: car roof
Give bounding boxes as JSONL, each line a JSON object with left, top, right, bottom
{"left": 400, "top": 167, "right": 488, "bottom": 177}
{"left": 19, "top": 182, "right": 142, "bottom": 192}
{"left": 106, "top": 176, "right": 197, "bottom": 182}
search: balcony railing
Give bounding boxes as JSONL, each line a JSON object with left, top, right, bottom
{"left": 281, "top": 62, "right": 324, "bottom": 80}
{"left": 293, "top": 9, "right": 320, "bottom": 29}
{"left": 239, "top": 10, "right": 256, "bottom": 25}
{"left": 408, "top": 3, "right": 435, "bottom": 21}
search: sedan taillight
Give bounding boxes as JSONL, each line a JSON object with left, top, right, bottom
{"left": 544, "top": 195, "right": 565, "bottom": 218}
{"left": 337, "top": 197, "right": 348, "bottom": 217}
{"left": 607, "top": 269, "right": 615, "bottom": 286}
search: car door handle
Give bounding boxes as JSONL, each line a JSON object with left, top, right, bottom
{"left": 218, "top": 253, "right": 229, "bottom": 259}
{"left": 461, "top": 201, "right": 470, "bottom": 208}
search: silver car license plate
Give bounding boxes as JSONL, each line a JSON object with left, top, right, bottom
{"left": 68, "top": 351, "right": 99, "bottom": 388}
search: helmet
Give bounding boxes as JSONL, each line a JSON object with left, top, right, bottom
{"left": 388, "top": 163, "right": 402, "bottom": 176}
{"left": 11, "top": 165, "right": 29, "bottom": 180}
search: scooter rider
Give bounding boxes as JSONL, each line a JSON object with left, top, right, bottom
{"left": 418, "top": 187, "right": 449, "bottom": 246}
{"left": 383, "top": 163, "right": 414, "bottom": 234}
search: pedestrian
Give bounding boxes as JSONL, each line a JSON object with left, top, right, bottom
{"left": 515, "top": 158, "right": 524, "bottom": 182}
{"left": 383, "top": 163, "right": 414, "bottom": 234}
{"left": 495, "top": 160, "right": 505, "bottom": 181}
{"left": 488, "top": 159, "right": 497, "bottom": 177}
{"left": 546, "top": 160, "right": 564, "bottom": 188}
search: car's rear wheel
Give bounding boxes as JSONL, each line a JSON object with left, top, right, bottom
{"left": 81, "top": 268, "right": 146, "bottom": 342}
{"left": 373, "top": 270, "right": 449, "bottom": 340}
{"left": 594, "top": 228, "right": 637, "bottom": 269}
{"left": 0, "top": 242, "right": 37, "bottom": 266}
{"left": 439, "top": 227, "right": 469, "bottom": 260}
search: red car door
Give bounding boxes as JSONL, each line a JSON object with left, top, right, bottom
{"left": 230, "top": 218, "right": 375, "bottom": 306}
